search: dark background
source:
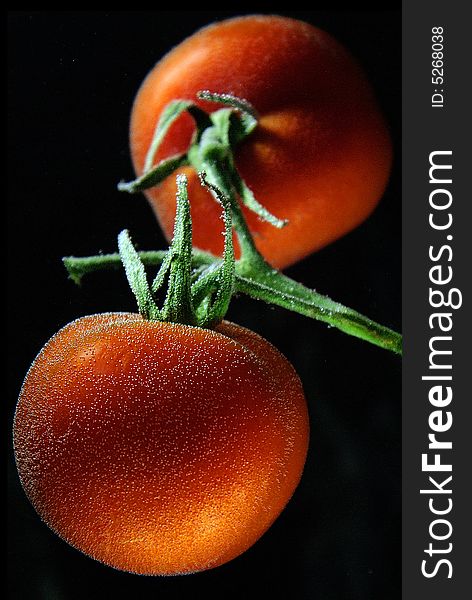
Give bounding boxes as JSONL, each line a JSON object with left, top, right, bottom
{"left": 7, "top": 10, "right": 401, "bottom": 600}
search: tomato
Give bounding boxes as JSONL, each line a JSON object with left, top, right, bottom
{"left": 130, "top": 15, "right": 392, "bottom": 269}
{"left": 13, "top": 313, "right": 309, "bottom": 575}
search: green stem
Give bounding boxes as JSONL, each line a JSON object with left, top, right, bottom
{"left": 201, "top": 159, "right": 263, "bottom": 266}
{"left": 85, "top": 92, "right": 402, "bottom": 354}
{"left": 236, "top": 266, "right": 402, "bottom": 354}
{"left": 194, "top": 172, "right": 235, "bottom": 328}
{"left": 63, "top": 252, "right": 402, "bottom": 354}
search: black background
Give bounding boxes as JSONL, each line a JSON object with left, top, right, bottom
{"left": 8, "top": 10, "right": 401, "bottom": 600}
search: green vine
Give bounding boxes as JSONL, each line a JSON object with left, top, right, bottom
{"left": 64, "top": 246, "right": 401, "bottom": 354}
{"left": 64, "top": 92, "right": 402, "bottom": 355}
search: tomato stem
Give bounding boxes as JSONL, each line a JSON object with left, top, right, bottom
{"left": 63, "top": 250, "right": 402, "bottom": 355}
{"left": 200, "top": 159, "right": 261, "bottom": 264}
{"left": 64, "top": 92, "right": 402, "bottom": 354}
{"left": 193, "top": 172, "right": 235, "bottom": 328}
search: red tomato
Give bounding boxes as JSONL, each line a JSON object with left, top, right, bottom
{"left": 13, "top": 313, "right": 309, "bottom": 575}
{"left": 130, "top": 15, "right": 392, "bottom": 269}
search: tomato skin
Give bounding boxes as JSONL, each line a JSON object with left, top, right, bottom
{"left": 130, "top": 15, "right": 392, "bottom": 269}
{"left": 13, "top": 313, "right": 309, "bottom": 575}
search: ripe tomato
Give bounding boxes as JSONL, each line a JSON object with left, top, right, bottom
{"left": 13, "top": 313, "right": 309, "bottom": 575}
{"left": 130, "top": 15, "right": 392, "bottom": 269}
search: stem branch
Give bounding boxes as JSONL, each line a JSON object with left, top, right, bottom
{"left": 63, "top": 252, "right": 401, "bottom": 354}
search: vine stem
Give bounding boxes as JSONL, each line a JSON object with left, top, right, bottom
{"left": 63, "top": 252, "right": 402, "bottom": 355}
{"left": 71, "top": 91, "right": 402, "bottom": 355}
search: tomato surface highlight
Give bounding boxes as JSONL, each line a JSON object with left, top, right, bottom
{"left": 130, "top": 15, "right": 393, "bottom": 269}
{"left": 13, "top": 313, "right": 309, "bottom": 575}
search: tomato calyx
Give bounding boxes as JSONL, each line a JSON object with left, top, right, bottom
{"left": 118, "top": 91, "right": 287, "bottom": 260}
{"left": 118, "top": 173, "right": 235, "bottom": 329}
{"left": 64, "top": 93, "right": 402, "bottom": 353}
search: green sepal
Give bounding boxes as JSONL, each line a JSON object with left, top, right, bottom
{"left": 118, "top": 154, "right": 188, "bottom": 194}
{"left": 144, "top": 99, "right": 192, "bottom": 171}
{"left": 197, "top": 90, "right": 258, "bottom": 140}
{"left": 191, "top": 172, "right": 235, "bottom": 328}
{"left": 193, "top": 126, "right": 228, "bottom": 165}
{"left": 229, "top": 163, "right": 288, "bottom": 229}
{"left": 159, "top": 174, "right": 196, "bottom": 325}
{"left": 118, "top": 97, "right": 209, "bottom": 194}
{"left": 118, "top": 230, "right": 160, "bottom": 320}
{"left": 209, "top": 108, "right": 233, "bottom": 147}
